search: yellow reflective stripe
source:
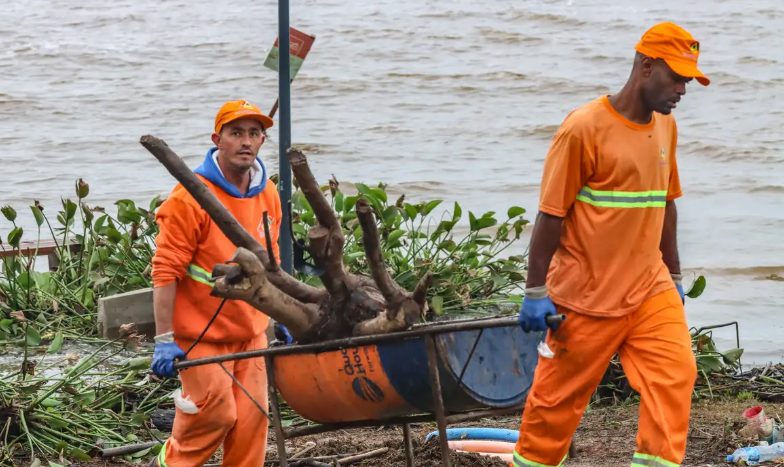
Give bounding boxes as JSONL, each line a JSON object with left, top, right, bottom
{"left": 577, "top": 186, "right": 667, "bottom": 208}
{"left": 186, "top": 264, "right": 212, "bottom": 286}
{"left": 513, "top": 451, "right": 568, "bottom": 467}
{"left": 582, "top": 187, "right": 668, "bottom": 197}
{"left": 631, "top": 452, "right": 679, "bottom": 467}
{"left": 158, "top": 438, "right": 171, "bottom": 467}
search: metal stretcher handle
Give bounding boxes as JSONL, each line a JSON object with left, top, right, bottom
{"left": 545, "top": 313, "right": 566, "bottom": 330}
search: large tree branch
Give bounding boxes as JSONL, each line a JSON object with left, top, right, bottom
{"left": 140, "top": 135, "right": 325, "bottom": 304}
{"left": 307, "top": 226, "right": 349, "bottom": 301}
{"left": 211, "top": 248, "right": 321, "bottom": 341}
{"left": 355, "top": 198, "right": 405, "bottom": 304}
{"left": 288, "top": 148, "right": 340, "bottom": 230}
{"left": 288, "top": 147, "right": 351, "bottom": 301}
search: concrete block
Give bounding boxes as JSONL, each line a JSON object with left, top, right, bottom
{"left": 97, "top": 288, "right": 155, "bottom": 340}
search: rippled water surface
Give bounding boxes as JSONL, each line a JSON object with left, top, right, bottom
{"left": 2, "top": 0, "right": 783, "bottom": 363}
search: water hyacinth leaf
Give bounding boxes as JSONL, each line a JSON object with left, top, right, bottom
{"left": 362, "top": 192, "right": 383, "bottom": 212}
{"left": 508, "top": 206, "right": 526, "bottom": 218}
{"left": 125, "top": 356, "right": 152, "bottom": 370}
{"left": 370, "top": 188, "right": 387, "bottom": 203}
{"left": 423, "top": 200, "right": 442, "bottom": 215}
{"left": 131, "top": 447, "right": 152, "bottom": 458}
{"left": 696, "top": 355, "right": 724, "bottom": 374}
{"left": 382, "top": 206, "right": 399, "bottom": 225}
{"left": 76, "top": 178, "right": 90, "bottom": 199}
{"left": 334, "top": 191, "right": 344, "bottom": 212}
{"left": 62, "top": 199, "right": 78, "bottom": 221}
{"left": 1, "top": 205, "right": 17, "bottom": 222}
{"left": 430, "top": 295, "right": 444, "bottom": 315}
{"left": 71, "top": 448, "right": 92, "bottom": 461}
{"left": 40, "top": 398, "right": 62, "bottom": 408}
{"left": 404, "top": 203, "right": 418, "bottom": 221}
{"left": 475, "top": 216, "right": 497, "bottom": 231}
{"left": 16, "top": 272, "right": 33, "bottom": 289}
{"left": 7, "top": 226, "right": 23, "bottom": 247}
{"left": 355, "top": 183, "right": 370, "bottom": 195}
{"left": 93, "top": 214, "right": 108, "bottom": 233}
{"left": 36, "top": 312, "right": 48, "bottom": 325}
{"left": 30, "top": 205, "right": 44, "bottom": 227}
{"left": 117, "top": 203, "right": 142, "bottom": 225}
{"left": 48, "top": 331, "right": 64, "bottom": 353}
{"left": 721, "top": 348, "right": 744, "bottom": 365}
{"left": 104, "top": 227, "right": 124, "bottom": 244}
{"left": 387, "top": 230, "right": 405, "bottom": 244}
{"left": 26, "top": 325, "right": 42, "bottom": 346}
{"left": 343, "top": 196, "right": 358, "bottom": 214}
{"left": 686, "top": 275, "right": 706, "bottom": 299}
{"left": 149, "top": 194, "right": 162, "bottom": 211}
{"left": 131, "top": 412, "right": 150, "bottom": 426}
{"left": 47, "top": 418, "right": 68, "bottom": 428}
{"left": 438, "top": 239, "right": 457, "bottom": 251}
{"left": 452, "top": 202, "right": 462, "bottom": 222}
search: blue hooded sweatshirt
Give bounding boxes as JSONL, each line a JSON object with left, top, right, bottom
{"left": 194, "top": 147, "right": 268, "bottom": 198}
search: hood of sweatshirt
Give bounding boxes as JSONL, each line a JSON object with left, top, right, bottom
{"left": 193, "top": 147, "right": 268, "bottom": 198}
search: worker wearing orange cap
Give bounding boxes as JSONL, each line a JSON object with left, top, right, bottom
{"left": 149, "top": 100, "right": 283, "bottom": 467}
{"left": 513, "top": 23, "right": 709, "bottom": 467}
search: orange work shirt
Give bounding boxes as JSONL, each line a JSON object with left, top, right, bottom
{"left": 539, "top": 95, "right": 682, "bottom": 317}
{"left": 151, "top": 174, "right": 282, "bottom": 343}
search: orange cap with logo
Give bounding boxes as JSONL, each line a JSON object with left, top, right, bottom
{"left": 635, "top": 22, "right": 710, "bottom": 86}
{"left": 214, "top": 100, "right": 275, "bottom": 133}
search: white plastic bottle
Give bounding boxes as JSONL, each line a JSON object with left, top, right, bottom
{"left": 726, "top": 442, "right": 784, "bottom": 464}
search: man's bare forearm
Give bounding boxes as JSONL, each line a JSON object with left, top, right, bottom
{"left": 153, "top": 282, "right": 177, "bottom": 336}
{"left": 660, "top": 200, "right": 681, "bottom": 275}
{"left": 525, "top": 211, "right": 565, "bottom": 289}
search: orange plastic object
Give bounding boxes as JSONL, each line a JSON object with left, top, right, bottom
{"left": 448, "top": 440, "right": 516, "bottom": 454}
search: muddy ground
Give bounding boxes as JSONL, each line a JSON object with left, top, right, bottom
{"left": 68, "top": 398, "right": 780, "bottom": 467}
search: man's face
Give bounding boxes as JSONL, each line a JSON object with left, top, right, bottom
{"left": 642, "top": 58, "right": 692, "bottom": 115}
{"left": 211, "top": 118, "right": 266, "bottom": 172}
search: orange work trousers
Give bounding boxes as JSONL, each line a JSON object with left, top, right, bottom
{"left": 157, "top": 333, "right": 269, "bottom": 467}
{"left": 513, "top": 288, "right": 697, "bottom": 467}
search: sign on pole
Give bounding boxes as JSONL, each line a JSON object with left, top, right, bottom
{"left": 264, "top": 27, "right": 315, "bottom": 81}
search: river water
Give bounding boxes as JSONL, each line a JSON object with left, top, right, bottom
{"left": 1, "top": 0, "right": 782, "bottom": 365}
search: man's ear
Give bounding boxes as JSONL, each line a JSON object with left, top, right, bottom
{"left": 211, "top": 132, "right": 221, "bottom": 147}
{"left": 640, "top": 56, "right": 654, "bottom": 79}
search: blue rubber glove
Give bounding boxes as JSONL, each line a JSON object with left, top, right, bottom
{"left": 274, "top": 322, "right": 294, "bottom": 345}
{"left": 672, "top": 273, "right": 685, "bottom": 303}
{"left": 518, "top": 286, "right": 557, "bottom": 333}
{"left": 151, "top": 332, "right": 186, "bottom": 378}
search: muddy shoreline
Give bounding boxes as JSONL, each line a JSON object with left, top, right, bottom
{"left": 68, "top": 398, "right": 779, "bottom": 467}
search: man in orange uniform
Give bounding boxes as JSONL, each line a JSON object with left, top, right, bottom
{"left": 150, "top": 100, "right": 283, "bottom": 467}
{"left": 514, "top": 23, "right": 710, "bottom": 467}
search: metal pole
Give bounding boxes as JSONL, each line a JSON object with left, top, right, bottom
{"left": 277, "top": 0, "right": 293, "bottom": 274}
{"left": 266, "top": 354, "right": 289, "bottom": 467}
{"left": 425, "top": 335, "right": 452, "bottom": 467}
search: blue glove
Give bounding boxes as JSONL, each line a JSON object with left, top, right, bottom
{"left": 672, "top": 273, "right": 685, "bottom": 303}
{"left": 274, "top": 322, "right": 294, "bottom": 345}
{"left": 151, "top": 332, "right": 186, "bottom": 378}
{"left": 518, "top": 286, "right": 557, "bottom": 333}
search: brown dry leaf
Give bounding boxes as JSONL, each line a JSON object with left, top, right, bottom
{"left": 66, "top": 353, "right": 79, "bottom": 364}
{"left": 119, "top": 323, "right": 137, "bottom": 336}
{"left": 10, "top": 310, "right": 26, "bottom": 322}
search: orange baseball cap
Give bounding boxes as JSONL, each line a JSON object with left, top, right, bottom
{"left": 214, "top": 100, "right": 274, "bottom": 133}
{"left": 635, "top": 22, "right": 710, "bottom": 86}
